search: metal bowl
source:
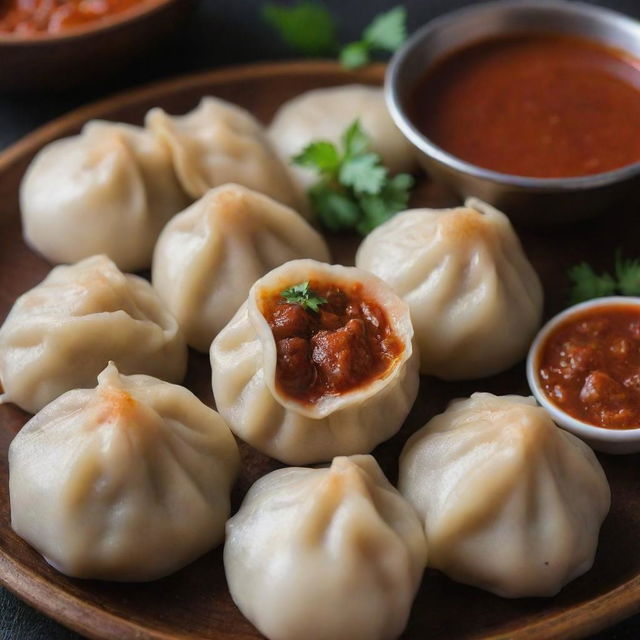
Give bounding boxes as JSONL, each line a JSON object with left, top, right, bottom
{"left": 385, "top": 0, "right": 640, "bottom": 225}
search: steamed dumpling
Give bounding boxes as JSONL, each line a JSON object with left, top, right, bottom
{"left": 356, "top": 198, "right": 543, "bottom": 379}
{"left": 268, "top": 85, "right": 417, "bottom": 193}
{"left": 20, "top": 121, "right": 189, "bottom": 271}
{"left": 225, "top": 455, "right": 427, "bottom": 640}
{"left": 399, "top": 393, "right": 610, "bottom": 598}
{"left": 10, "top": 363, "right": 240, "bottom": 581}
{"left": 152, "top": 184, "right": 331, "bottom": 352}
{"left": 0, "top": 255, "right": 187, "bottom": 414}
{"left": 210, "top": 259, "right": 419, "bottom": 465}
{"left": 146, "top": 97, "right": 302, "bottom": 211}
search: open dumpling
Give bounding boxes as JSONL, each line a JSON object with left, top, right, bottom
{"left": 0, "top": 255, "right": 187, "bottom": 414}
{"left": 356, "top": 198, "right": 543, "bottom": 379}
{"left": 146, "top": 97, "right": 302, "bottom": 211}
{"left": 20, "top": 121, "right": 189, "bottom": 271}
{"left": 399, "top": 393, "right": 610, "bottom": 598}
{"left": 210, "top": 259, "right": 419, "bottom": 464}
{"left": 225, "top": 455, "right": 427, "bottom": 640}
{"left": 152, "top": 184, "right": 331, "bottom": 352}
{"left": 268, "top": 85, "right": 417, "bottom": 194}
{"left": 9, "top": 363, "right": 240, "bottom": 581}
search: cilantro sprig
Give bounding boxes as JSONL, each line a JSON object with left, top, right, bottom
{"left": 567, "top": 250, "right": 640, "bottom": 304}
{"left": 293, "top": 120, "right": 413, "bottom": 235}
{"left": 263, "top": 3, "right": 407, "bottom": 69}
{"left": 281, "top": 281, "right": 327, "bottom": 312}
{"left": 340, "top": 7, "right": 407, "bottom": 69}
{"left": 263, "top": 2, "right": 338, "bottom": 56}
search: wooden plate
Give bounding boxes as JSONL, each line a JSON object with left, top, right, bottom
{"left": 1, "top": 61, "right": 639, "bottom": 640}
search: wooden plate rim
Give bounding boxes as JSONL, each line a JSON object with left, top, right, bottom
{"left": 0, "top": 60, "right": 639, "bottom": 640}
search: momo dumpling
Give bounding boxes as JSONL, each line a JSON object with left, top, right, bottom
{"left": 225, "top": 455, "right": 427, "bottom": 640}
{"left": 145, "top": 97, "right": 302, "bottom": 211}
{"left": 268, "top": 85, "right": 417, "bottom": 193}
{"left": 0, "top": 255, "right": 187, "bottom": 414}
{"left": 20, "top": 120, "right": 189, "bottom": 271}
{"left": 210, "top": 259, "right": 419, "bottom": 465}
{"left": 152, "top": 184, "right": 331, "bottom": 352}
{"left": 9, "top": 363, "right": 240, "bottom": 581}
{"left": 356, "top": 198, "right": 543, "bottom": 379}
{"left": 399, "top": 393, "right": 611, "bottom": 598}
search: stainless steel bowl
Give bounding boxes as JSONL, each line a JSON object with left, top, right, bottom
{"left": 385, "top": 0, "right": 640, "bottom": 225}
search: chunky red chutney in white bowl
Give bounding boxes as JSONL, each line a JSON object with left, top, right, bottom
{"left": 527, "top": 297, "right": 640, "bottom": 454}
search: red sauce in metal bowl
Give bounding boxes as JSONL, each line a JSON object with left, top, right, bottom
{"left": 410, "top": 34, "right": 640, "bottom": 178}
{"left": 538, "top": 304, "right": 640, "bottom": 429}
{"left": 260, "top": 281, "right": 404, "bottom": 404}
{"left": 0, "top": 0, "right": 156, "bottom": 35}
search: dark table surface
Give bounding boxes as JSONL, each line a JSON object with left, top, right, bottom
{"left": 1, "top": 0, "right": 640, "bottom": 638}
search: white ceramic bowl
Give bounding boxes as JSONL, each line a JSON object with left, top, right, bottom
{"left": 527, "top": 296, "right": 640, "bottom": 454}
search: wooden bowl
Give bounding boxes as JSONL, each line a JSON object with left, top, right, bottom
{"left": 0, "top": 62, "right": 639, "bottom": 639}
{"left": 0, "top": 0, "right": 193, "bottom": 92}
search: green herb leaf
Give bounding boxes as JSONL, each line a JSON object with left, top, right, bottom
{"left": 263, "top": 2, "right": 338, "bottom": 56}
{"left": 357, "top": 173, "right": 414, "bottom": 234}
{"left": 262, "top": 2, "right": 407, "bottom": 68}
{"left": 567, "top": 263, "right": 617, "bottom": 304}
{"left": 615, "top": 249, "right": 640, "bottom": 296}
{"left": 281, "top": 281, "right": 327, "bottom": 312}
{"left": 292, "top": 141, "right": 341, "bottom": 174}
{"left": 339, "top": 41, "right": 371, "bottom": 69}
{"left": 362, "top": 6, "right": 407, "bottom": 52}
{"left": 566, "top": 249, "right": 640, "bottom": 304}
{"left": 293, "top": 119, "right": 413, "bottom": 235}
{"left": 309, "top": 183, "right": 361, "bottom": 232}
{"left": 341, "top": 120, "right": 370, "bottom": 157}
{"left": 338, "top": 5, "right": 407, "bottom": 69}
{"left": 339, "top": 152, "right": 387, "bottom": 195}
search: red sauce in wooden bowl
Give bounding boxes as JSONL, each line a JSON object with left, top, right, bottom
{"left": 260, "top": 281, "right": 404, "bottom": 404}
{"left": 410, "top": 34, "right": 640, "bottom": 178}
{"left": 538, "top": 304, "right": 640, "bottom": 429}
{"left": 0, "top": 0, "right": 155, "bottom": 35}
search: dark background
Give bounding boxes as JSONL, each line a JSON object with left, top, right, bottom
{"left": 1, "top": 0, "right": 639, "bottom": 638}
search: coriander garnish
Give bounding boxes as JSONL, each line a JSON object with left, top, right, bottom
{"left": 262, "top": 2, "right": 338, "bottom": 57}
{"left": 567, "top": 250, "right": 640, "bottom": 304}
{"left": 292, "top": 119, "right": 413, "bottom": 235}
{"left": 262, "top": 2, "right": 407, "bottom": 69}
{"left": 281, "top": 281, "right": 327, "bottom": 312}
{"left": 340, "top": 7, "right": 407, "bottom": 69}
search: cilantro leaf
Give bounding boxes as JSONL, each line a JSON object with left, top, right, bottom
{"left": 338, "top": 5, "right": 407, "bottom": 69}
{"left": 341, "top": 120, "right": 370, "bottom": 157}
{"left": 263, "top": 2, "right": 338, "bottom": 56}
{"left": 339, "top": 153, "right": 387, "bottom": 195}
{"left": 615, "top": 250, "right": 640, "bottom": 296}
{"left": 357, "top": 173, "right": 413, "bottom": 234}
{"left": 566, "top": 249, "right": 640, "bottom": 304}
{"left": 386, "top": 172, "right": 414, "bottom": 194}
{"left": 281, "top": 281, "right": 327, "bottom": 312}
{"left": 357, "top": 195, "right": 392, "bottom": 235}
{"left": 293, "top": 119, "right": 413, "bottom": 235}
{"left": 567, "top": 263, "right": 617, "bottom": 305}
{"left": 362, "top": 6, "right": 407, "bottom": 51}
{"left": 309, "top": 184, "right": 361, "bottom": 232}
{"left": 339, "top": 42, "right": 370, "bottom": 69}
{"left": 293, "top": 141, "right": 341, "bottom": 174}
{"left": 262, "top": 2, "right": 408, "bottom": 69}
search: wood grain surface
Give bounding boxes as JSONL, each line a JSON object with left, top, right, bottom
{"left": 0, "top": 61, "right": 639, "bottom": 640}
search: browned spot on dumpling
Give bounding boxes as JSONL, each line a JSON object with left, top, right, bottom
{"left": 98, "top": 387, "right": 138, "bottom": 422}
{"left": 438, "top": 208, "right": 493, "bottom": 242}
